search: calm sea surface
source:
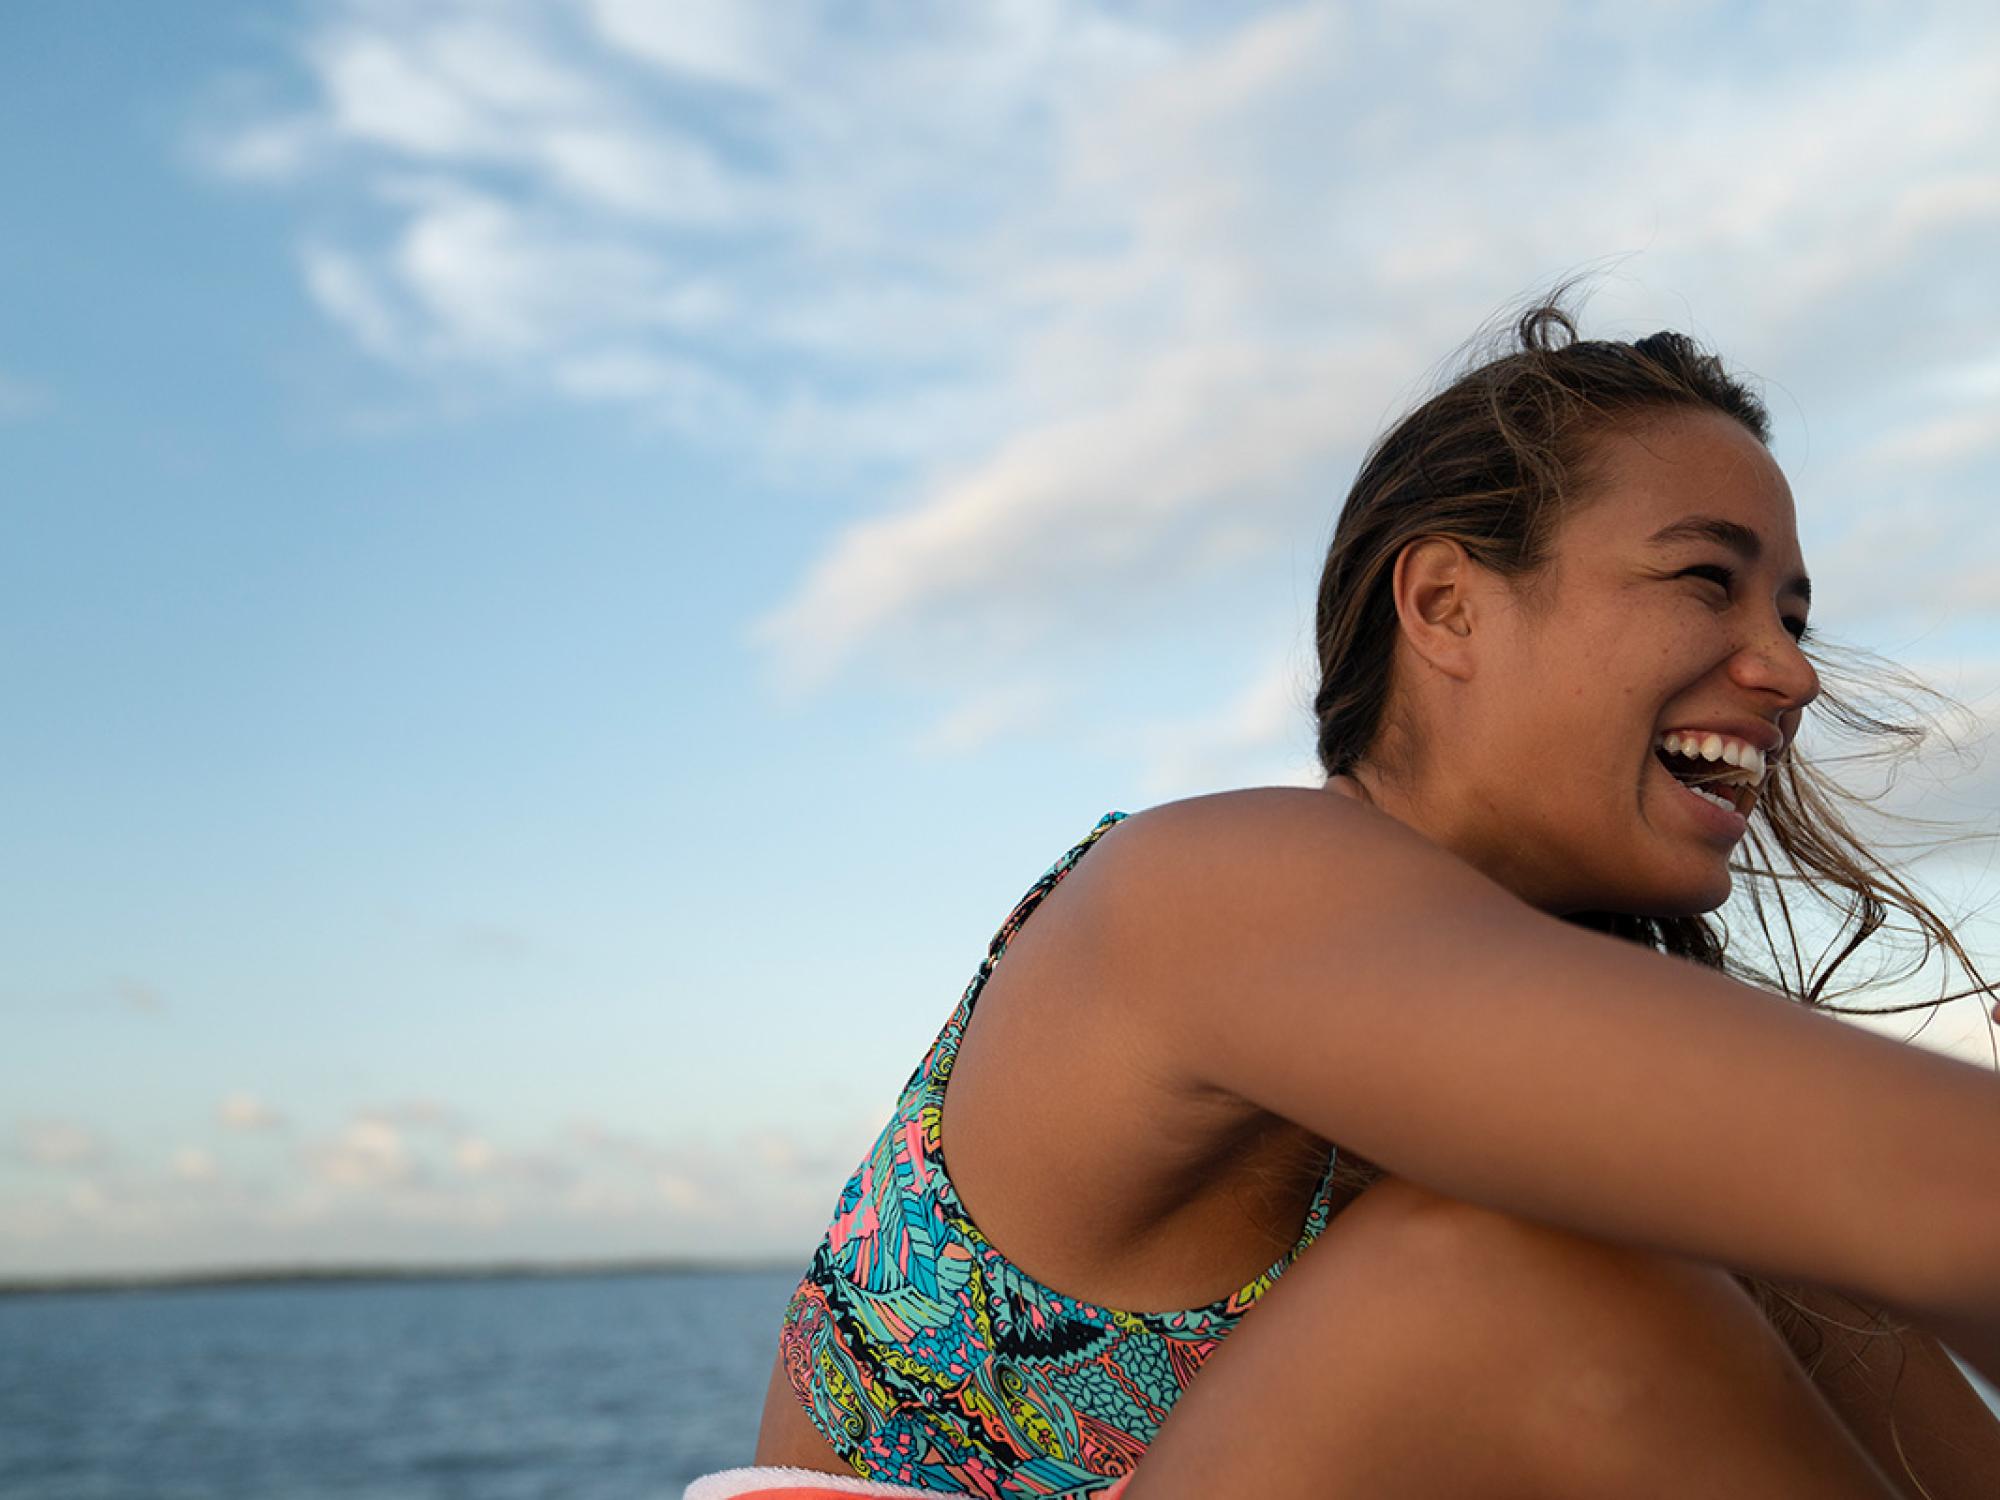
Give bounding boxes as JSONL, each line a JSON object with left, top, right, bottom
{"left": 0, "top": 1270, "right": 796, "bottom": 1500}
{"left": 4, "top": 1268, "right": 1996, "bottom": 1498}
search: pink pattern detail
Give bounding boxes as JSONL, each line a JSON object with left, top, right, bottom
{"left": 902, "top": 1119, "right": 931, "bottom": 1192}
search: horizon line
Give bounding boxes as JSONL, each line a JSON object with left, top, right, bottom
{"left": 0, "top": 1254, "right": 798, "bottom": 1298}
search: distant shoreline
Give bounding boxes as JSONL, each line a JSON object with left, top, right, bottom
{"left": 0, "top": 1258, "right": 796, "bottom": 1298}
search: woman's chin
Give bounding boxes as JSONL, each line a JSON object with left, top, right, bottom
{"left": 1656, "top": 889, "right": 1730, "bottom": 920}
{"left": 1639, "top": 873, "right": 1732, "bottom": 920}
{"left": 1590, "top": 861, "right": 1734, "bottom": 921}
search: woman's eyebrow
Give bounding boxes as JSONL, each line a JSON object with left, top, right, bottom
{"left": 1647, "top": 514, "right": 1812, "bottom": 606}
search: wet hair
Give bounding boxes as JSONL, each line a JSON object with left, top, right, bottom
{"left": 1313, "top": 303, "right": 1768, "bottom": 786}
{"left": 1305, "top": 280, "right": 1995, "bottom": 1463}
{"left": 1312, "top": 278, "right": 1991, "bottom": 1008}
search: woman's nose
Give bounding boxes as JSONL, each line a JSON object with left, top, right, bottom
{"left": 1730, "top": 622, "right": 1820, "bottom": 711}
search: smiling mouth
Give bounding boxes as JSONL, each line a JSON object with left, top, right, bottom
{"left": 1652, "top": 734, "right": 1763, "bottom": 818}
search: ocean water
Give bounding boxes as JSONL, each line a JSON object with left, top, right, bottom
{"left": 0, "top": 1270, "right": 797, "bottom": 1500}
{"left": 4, "top": 1268, "right": 1995, "bottom": 1498}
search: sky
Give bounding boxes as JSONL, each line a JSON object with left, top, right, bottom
{"left": 4, "top": 0, "right": 1999, "bottom": 1279}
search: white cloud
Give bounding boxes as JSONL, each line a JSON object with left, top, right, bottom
{"left": 0, "top": 1096, "right": 875, "bottom": 1275}
{"left": 452, "top": 1135, "right": 495, "bottom": 1174}
{"left": 911, "top": 682, "right": 1065, "bottom": 757}
{"left": 301, "top": 242, "right": 405, "bottom": 359}
{"left": 1859, "top": 403, "right": 2000, "bottom": 473}
{"left": 312, "top": 13, "right": 589, "bottom": 157}
{"left": 1930, "top": 344, "right": 2000, "bottom": 403}
{"left": 1131, "top": 656, "right": 1324, "bottom": 798}
{"left": 753, "top": 338, "right": 1394, "bottom": 688}
{"left": 356, "top": 1099, "right": 461, "bottom": 1131}
{"left": 202, "top": 1, "right": 2000, "bottom": 759}
{"left": 16, "top": 1119, "right": 105, "bottom": 1169}
{"left": 305, "top": 1117, "right": 416, "bottom": 1189}
{"left": 289, "top": 1107, "right": 478, "bottom": 1193}
{"left": 651, "top": 1170, "right": 712, "bottom": 1217}
{"left": 526, "top": 122, "right": 743, "bottom": 225}
{"left": 197, "top": 0, "right": 1168, "bottom": 450}
{"left": 384, "top": 187, "right": 658, "bottom": 358}
{"left": 582, "top": 0, "right": 788, "bottom": 92}
{"left": 745, "top": 5, "right": 2000, "bottom": 704}
{"left": 218, "top": 1092, "right": 288, "bottom": 1132}
{"left": 197, "top": 115, "right": 325, "bottom": 181}
{"left": 172, "top": 1148, "right": 220, "bottom": 1183}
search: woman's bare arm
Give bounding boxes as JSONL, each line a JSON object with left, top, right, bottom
{"left": 1078, "top": 790, "right": 2000, "bottom": 1377}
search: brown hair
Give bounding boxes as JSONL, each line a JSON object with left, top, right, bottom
{"left": 1305, "top": 281, "right": 1995, "bottom": 1478}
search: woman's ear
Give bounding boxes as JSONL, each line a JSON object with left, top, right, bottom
{"left": 1390, "top": 537, "right": 1478, "bottom": 682}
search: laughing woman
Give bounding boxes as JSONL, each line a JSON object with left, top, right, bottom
{"left": 745, "top": 294, "right": 2000, "bottom": 1498}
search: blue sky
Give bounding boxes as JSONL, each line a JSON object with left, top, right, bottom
{"left": 4, "top": 0, "right": 1998, "bottom": 1277}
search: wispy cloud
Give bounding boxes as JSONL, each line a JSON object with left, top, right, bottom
{"left": 753, "top": 338, "right": 1395, "bottom": 691}
{"left": 218, "top": 1092, "right": 289, "bottom": 1132}
{"left": 911, "top": 681, "right": 1067, "bottom": 757}
{"left": 171, "top": 1148, "right": 220, "bottom": 1184}
{"left": 355, "top": 1098, "right": 463, "bottom": 1132}
{"left": 1130, "top": 654, "right": 1324, "bottom": 799}
{"left": 1859, "top": 402, "right": 2000, "bottom": 473}
{"left": 744, "top": 10, "right": 2000, "bottom": 701}
{"left": 56, "top": 974, "right": 166, "bottom": 1014}
{"left": 15, "top": 1118, "right": 107, "bottom": 1170}
{"left": 304, "top": 1116, "right": 421, "bottom": 1189}
{"left": 1, "top": 1096, "right": 882, "bottom": 1274}
{"left": 198, "top": 1, "right": 2000, "bottom": 758}
{"left": 195, "top": 0, "right": 1162, "bottom": 452}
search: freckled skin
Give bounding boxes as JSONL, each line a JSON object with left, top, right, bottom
{"left": 1353, "top": 407, "right": 1819, "bottom": 919}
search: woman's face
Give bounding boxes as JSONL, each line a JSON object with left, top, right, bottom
{"left": 1459, "top": 407, "right": 1818, "bottom": 916}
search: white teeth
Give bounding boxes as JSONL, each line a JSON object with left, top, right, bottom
{"left": 1686, "top": 785, "right": 1740, "bottom": 815}
{"left": 1654, "top": 731, "right": 1769, "bottom": 781}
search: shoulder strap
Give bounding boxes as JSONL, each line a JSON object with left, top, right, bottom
{"left": 905, "top": 811, "right": 1128, "bottom": 1101}
{"left": 983, "top": 810, "right": 1127, "bottom": 968}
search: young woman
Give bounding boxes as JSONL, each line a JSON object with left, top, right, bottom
{"left": 746, "top": 297, "right": 2000, "bottom": 1498}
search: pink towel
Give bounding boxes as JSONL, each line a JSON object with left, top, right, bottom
{"left": 682, "top": 1468, "right": 1133, "bottom": 1499}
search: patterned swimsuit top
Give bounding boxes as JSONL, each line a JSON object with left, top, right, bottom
{"left": 780, "top": 810, "right": 1342, "bottom": 1498}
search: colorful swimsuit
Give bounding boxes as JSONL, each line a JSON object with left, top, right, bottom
{"left": 780, "top": 811, "right": 1342, "bottom": 1497}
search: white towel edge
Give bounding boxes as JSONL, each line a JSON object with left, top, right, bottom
{"left": 683, "top": 1465, "right": 954, "bottom": 1499}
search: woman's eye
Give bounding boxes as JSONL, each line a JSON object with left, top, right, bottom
{"left": 1679, "top": 564, "right": 1812, "bottom": 643}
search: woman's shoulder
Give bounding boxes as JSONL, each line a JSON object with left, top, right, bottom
{"left": 1088, "top": 785, "right": 1416, "bottom": 920}
{"left": 1054, "top": 784, "right": 1455, "bottom": 1037}
{"left": 1105, "top": 785, "right": 1370, "bottom": 854}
